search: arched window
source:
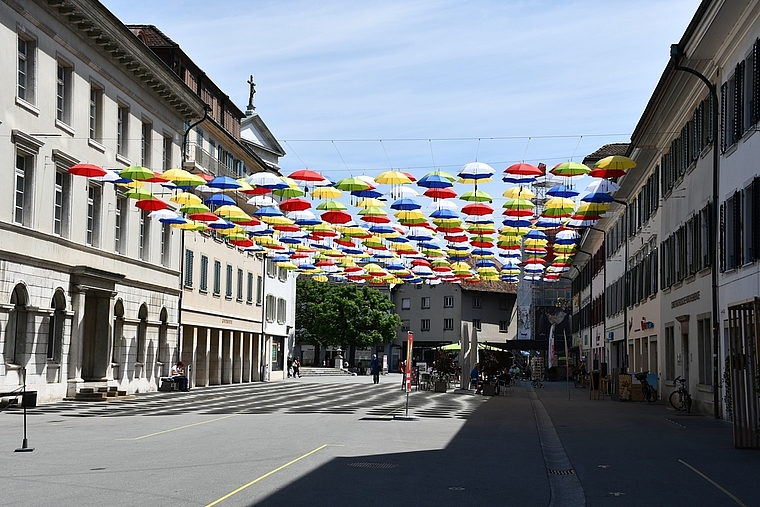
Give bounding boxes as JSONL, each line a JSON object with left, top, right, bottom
{"left": 136, "top": 304, "right": 148, "bottom": 364}
{"left": 158, "top": 308, "right": 168, "bottom": 364}
{"left": 8, "top": 284, "right": 29, "bottom": 365}
{"left": 47, "top": 290, "right": 66, "bottom": 362}
{"left": 112, "top": 300, "right": 124, "bottom": 365}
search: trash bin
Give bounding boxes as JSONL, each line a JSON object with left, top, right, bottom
{"left": 21, "top": 391, "right": 37, "bottom": 408}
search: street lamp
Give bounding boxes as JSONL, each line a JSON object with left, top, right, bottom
{"left": 670, "top": 43, "right": 721, "bottom": 419}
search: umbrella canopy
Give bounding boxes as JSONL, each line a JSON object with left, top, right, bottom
{"left": 424, "top": 187, "right": 457, "bottom": 199}
{"left": 375, "top": 170, "right": 412, "bottom": 185}
{"left": 390, "top": 198, "right": 421, "bottom": 211}
{"left": 458, "top": 162, "right": 495, "bottom": 181}
{"left": 550, "top": 161, "right": 591, "bottom": 177}
{"left": 581, "top": 192, "right": 615, "bottom": 203}
{"left": 461, "top": 202, "right": 494, "bottom": 216}
{"left": 170, "top": 192, "right": 202, "bottom": 206}
{"left": 69, "top": 163, "right": 106, "bottom": 178}
{"left": 311, "top": 186, "right": 343, "bottom": 200}
{"left": 120, "top": 165, "right": 155, "bottom": 181}
{"left": 502, "top": 186, "right": 536, "bottom": 199}
{"left": 546, "top": 185, "right": 579, "bottom": 198}
{"left": 505, "top": 162, "right": 543, "bottom": 176}
{"left": 460, "top": 190, "right": 492, "bottom": 202}
{"left": 247, "top": 172, "right": 285, "bottom": 188}
{"left": 335, "top": 176, "right": 372, "bottom": 191}
{"left": 207, "top": 175, "right": 241, "bottom": 190}
{"left": 321, "top": 210, "right": 353, "bottom": 224}
{"left": 585, "top": 179, "right": 621, "bottom": 193}
{"left": 389, "top": 186, "right": 420, "bottom": 199}
{"left": 279, "top": 197, "right": 311, "bottom": 211}
{"left": 316, "top": 200, "right": 347, "bottom": 211}
{"left": 205, "top": 193, "right": 236, "bottom": 206}
{"left": 288, "top": 169, "right": 324, "bottom": 182}
{"left": 135, "top": 198, "right": 168, "bottom": 211}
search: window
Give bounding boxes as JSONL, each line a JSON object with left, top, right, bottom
{"left": 47, "top": 292, "right": 66, "bottom": 362}
{"left": 256, "top": 275, "right": 263, "bottom": 305}
{"left": 444, "top": 296, "right": 454, "bottom": 308}
{"left": 200, "top": 255, "right": 209, "bottom": 292}
{"left": 54, "top": 169, "right": 71, "bottom": 237}
{"left": 420, "top": 319, "right": 431, "bottom": 331}
{"left": 276, "top": 298, "right": 286, "bottom": 324}
{"left": 14, "top": 150, "right": 34, "bottom": 226}
{"left": 196, "top": 128, "right": 204, "bottom": 149}
{"left": 472, "top": 296, "right": 481, "bottom": 308}
{"left": 160, "top": 223, "right": 171, "bottom": 267}
{"left": 237, "top": 268, "right": 244, "bottom": 301}
{"left": 499, "top": 321, "right": 509, "bottom": 333}
{"left": 117, "top": 104, "right": 129, "bottom": 157}
{"left": 246, "top": 272, "right": 253, "bottom": 303}
{"left": 665, "top": 325, "right": 675, "bottom": 381}
{"left": 139, "top": 210, "right": 150, "bottom": 260}
{"left": 473, "top": 319, "right": 481, "bottom": 331}
{"left": 401, "top": 319, "right": 410, "bottom": 331}
{"left": 184, "top": 249, "right": 194, "bottom": 287}
{"left": 17, "top": 33, "right": 36, "bottom": 104}
{"left": 401, "top": 298, "right": 411, "bottom": 310}
{"left": 266, "top": 258, "right": 277, "bottom": 277}
{"left": 115, "top": 193, "right": 127, "bottom": 253}
{"left": 213, "top": 260, "right": 221, "bottom": 295}
{"left": 225, "top": 264, "right": 233, "bottom": 298}
{"left": 278, "top": 266, "right": 287, "bottom": 282}
{"left": 236, "top": 160, "right": 245, "bottom": 178}
{"left": 697, "top": 316, "right": 712, "bottom": 385}
{"left": 89, "top": 85, "right": 103, "bottom": 142}
{"left": 266, "top": 294, "right": 276, "bottom": 322}
{"left": 743, "top": 182, "right": 755, "bottom": 263}
{"left": 421, "top": 297, "right": 430, "bottom": 309}
{"left": 443, "top": 318, "right": 454, "bottom": 330}
{"left": 86, "top": 183, "right": 101, "bottom": 246}
{"left": 56, "top": 61, "right": 72, "bottom": 125}
{"left": 163, "top": 135, "right": 172, "bottom": 171}
{"left": 141, "top": 121, "right": 152, "bottom": 167}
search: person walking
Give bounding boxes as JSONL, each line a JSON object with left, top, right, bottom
{"left": 292, "top": 357, "right": 301, "bottom": 378}
{"left": 370, "top": 354, "right": 381, "bottom": 384}
{"left": 399, "top": 360, "right": 406, "bottom": 390}
{"left": 287, "top": 356, "right": 293, "bottom": 378}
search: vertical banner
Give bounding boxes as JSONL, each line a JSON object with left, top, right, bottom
{"left": 405, "top": 331, "right": 413, "bottom": 392}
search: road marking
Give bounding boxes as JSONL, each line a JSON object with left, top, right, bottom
{"left": 205, "top": 444, "right": 328, "bottom": 507}
{"left": 125, "top": 414, "right": 238, "bottom": 440}
{"left": 383, "top": 405, "right": 405, "bottom": 417}
{"left": 678, "top": 459, "right": 747, "bottom": 506}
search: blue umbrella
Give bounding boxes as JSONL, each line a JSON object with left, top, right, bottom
{"left": 503, "top": 218, "right": 532, "bottom": 228}
{"left": 369, "top": 224, "right": 397, "bottom": 234}
{"left": 581, "top": 192, "right": 614, "bottom": 203}
{"left": 534, "top": 217, "right": 563, "bottom": 229}
{"left": 207, "top": 175, "right": 241, "bottom": 190}
{"left": 418, "top": 241, "right": 440, "bottom": 250}
{"left": 280, "top": 237, "right": 303, "bottom": 244}
{"left": 351, "top": 189, "right": 383, "bottom": 199}
{"left": 471, "top": 248, "right": 494, "bottom": 256}
{"left": 386, "top": 236, "right": 409, "bottom": 243}
{"left": 524, "top": 229, "right": 548, "bottom": 240}
{"left": 205, "top": 193, "right": 236, "bottom": 206}
{"left": 430, "top": 208, "right": 458, "bottom": 219}
{"left": 503, "top": 175, "right": 536, "bottom": 185}
{"left": 253, "top": 206, "right": 284, "bottom": 217}
{"left": 476, "top": 259, "right": 497, "bottom": 268}
{"left": 208, "top": 219, "right": 236, "bottom": 230}
{"left": 250, "top": 227, "right": 275, "bottom": 236}
{"left": 547, "top": 185, "right": 579, "bottom": 198}
{"left": 390, "top": 198, "right": 421, "bottom": 210}
{"left": 417, "top": 174, "right": 453, "bottom": 188}
{"left": 295, "top": 217, "right": 322, "bottom": 226}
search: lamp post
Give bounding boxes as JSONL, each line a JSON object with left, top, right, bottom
{"left": 670, "top": 43, "right": 721, "bottom": 419}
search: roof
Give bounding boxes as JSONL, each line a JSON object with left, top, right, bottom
{"left": 582, "top": 143, "right": 630, "bottom": 165}
{"left": 460, "top": 280, "right": 517, "bottom": 295}
{"left": 127, "top": 25, "right": 178, "bottom": 47}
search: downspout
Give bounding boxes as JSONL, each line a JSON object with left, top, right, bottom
{"left": 670, "top": 44, "right": 721, "bottom": 419}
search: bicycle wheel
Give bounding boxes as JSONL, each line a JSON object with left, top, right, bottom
{"left": 645, "top": 385, "right": 657, "bottom": 403}
{"left": 670, "top": 390, "right": 686, "bottom": 411}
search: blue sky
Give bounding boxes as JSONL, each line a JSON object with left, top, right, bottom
{"left": 105, "top": 0, "right": 701, "bottom": 205}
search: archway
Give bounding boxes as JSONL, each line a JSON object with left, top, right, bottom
{"left": 7, "top": 284, "right": 29, "bottom": 366}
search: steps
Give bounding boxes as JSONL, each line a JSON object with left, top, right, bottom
{"left": 66, "top": 386, "right": 135, "bottom": 402}
{"left": 299, "top": 367, "right": 354, "bottom": 377}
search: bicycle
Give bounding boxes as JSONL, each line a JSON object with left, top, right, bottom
{"left": 634, "top": 371, "right": 657, "bottom": 402}
{"left": 669, "top": 375, "right": 692, "bottom": 412}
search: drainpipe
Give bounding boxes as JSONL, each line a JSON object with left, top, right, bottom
{"left": 670, "top": 44, "right": 721, "bottom": 419}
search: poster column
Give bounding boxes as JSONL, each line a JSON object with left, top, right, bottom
{"left": 405, "top": 331, "right": 413, "bottom": 392}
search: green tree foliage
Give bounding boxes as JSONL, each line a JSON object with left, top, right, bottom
{"left": 295, "top": 279, "right": 401, "bottom": 360}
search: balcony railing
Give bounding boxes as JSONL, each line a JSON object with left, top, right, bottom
{"left": 184, "top": 142, "right": 237, "bottom": 179}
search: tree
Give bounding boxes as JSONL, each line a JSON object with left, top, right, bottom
{"left": 295, "top": 279, "right": 401, "bottom": 365}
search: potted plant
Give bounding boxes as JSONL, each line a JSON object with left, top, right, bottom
{"left": 479, "top": 349, "right": 501, "bottom": 396}
{"left": 433, "top": 349, "right": 455, "bottom": 392}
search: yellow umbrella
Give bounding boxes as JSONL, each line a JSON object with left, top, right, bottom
{"left": 503, "top": 186, "right": 536, "bottom": 199}
{"left": 356, "top": 198, "right": 385, "bottom": 208}
{"left": 215, "top": 205, "right": 252, "bottom": 222}
{"left": 117, "top": 180, "right": 145, "bottom": 188}
{"left": 375, "top": 170, "right": 412, "bottom": 185}
{"left": 311, "top": 186, "right": 343, "bottom": 199}
{"left": 170, "top": 192, "right": 202, "bottom": 206}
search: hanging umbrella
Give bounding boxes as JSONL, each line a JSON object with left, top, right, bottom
{"left": 247, "top": 172, "right": 285, "bottom": 188}
{"left": 124, "top": 188, "right": 154, "bottom": 200}
{"left": 550, "top": 161, "right": 591, "bottom": 177}
{"left": 273, "top": 186, "right": 306, "bottom": 198}
{"left": 170, "top": 192, "right": 202, "bottom": 206}
{"left": 503, "top": 186, "right": 536, "bottom": 199}
{"left": 418, "top": 173, "right": 454, "bottom": 188}
{"left": 534, "top": 217, "right": 564, "bottom": 229}
{"left": 288, "top": 169, "right": 324, "bottom": 182}
{"left": 120, "top": 165, "right": 155, "bottom": 181}
{"left": 316, "top": 200, "right": 347, "bottom": 211}
{"left": 69, "top": 163, "right": 106, "bottom": 178}
{"left": 461, "top": 202, "right": 494, "bottom": 216}
{"left": 390, "top": 198, "right": 421, "bottom": 211}
{"left": 503, "top": 174, "right": 537, "bottom": 185}
{"left": 458, "top": 162, "right": 495, "bottom": 181}
{"left": 424, "top": 187, "right": 457, "bottom": 200}
{"left": 542, "top": 197, "right": 576, "bottom": 218}
{"left": 253, "top": 205, "right": 284, "bottom": 217}
{"left": 207, "top": 175, "right": 242, "bottom": 190}
{"left": 321, "top": 210, "right": 353, "bottom": 224}
{"left": 247, "top": 195, "right": 278, "bottom": 207}
{"left": 546, "top": 185, "right": 579, "bottom": 198}
{"left": 585, "top": 179, "right": 621, "bottom": 193}
{"left": 389, "top": 186, "right": 420, "bottom": 199}
{"left": 311, "top": 186, "right": 343, "bottom": 200}
{"left": 581, "top": 192, "right": 615, "bottom": 203}
{"left": 356, "top": 198, "right": 385, "bottom": 208}
{"left": 135, "top": 198, "right": 168, "bottom": 212}
{"left": 430, "top": 208, "right": 458, "bottom": 219}
{"left": 215, "top": 205, "right": 252, "bottom": 222}
{"left": 335, "top": 176, "right": 372, "bottom": 191}
{"left": 279, "top": 197, "right": 311, "bottom": 211}
{"left": 460, "top": 190, "right": 492, "bottom": 202}
{"left": 375, "top": 171, "right": 412, "bottom": 185}
{"left": 593, "top": 155, "right": 636, "bottom": 171}
{"left": 554, "top": 230, "right": 580, "bottom": 244}
{"left": 353, "top": 188, "right": 384, "bottom": 199}
{"left": 505, "top": 162, "right": 543, "bottom": 176}
{"left": 205, "top": 193, "right": 236, "bottom": 206}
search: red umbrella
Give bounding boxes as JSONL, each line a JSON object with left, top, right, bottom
{"left": 461, "top": 202, "right": 494, "bottom": 216}
{"left": 361, "top": 215, "right": 391, "bottom": 224}
{"left": 335, "top": 238, "right": 355, "bottom": 247}
{"left": 198, "top": 173, "right": 214, "bottom": 182}
{"left": 289, "top": 169, "right": 324, "bottom": 182}
{"left": 470, "top": 239, "right": 494, "bottom": 248}
{"left": 189, "top": 212, "right": 220, "bottom": 222}
{"left": 503, "top": 208, "right": 535, "bottom": 217}
{"left": 411, "top": 258, "right": 431, "bottom": 266}
{"left": 401, "top": 172, "right": 417, "bottom": 182}
{"left": 236, "top": 218, "right": 262, "bottom": 226}
{"left": 143, "top": 171, "right": 170, "bottom": 183}
{"left": 68, "top": 163, "right": 106, "bottom": 178}
{"left": 321, "top": 210, "right": 352, "bottom": 224}
{"left": 248, "top": 186, "right": 273, "bottom": 195}
{"left": 135, "top": 198, "right": 168, "bottom": 211}
{"left": 230, "top": 239, "right": 254, "bottom": 248}
{"left": 273, "top": 224, "right": 300, "bottom": 232}
{"left": 424, "top": 187, "right": 457, "bottom": 199}
{"left": 505, "top": 162, "right": 543, "bottom": 176}
{"left": 589, "top": 168, "right": 627, "bottom": 179}
{"left": 279, "top": 198, "right": 311, "bottom": 212}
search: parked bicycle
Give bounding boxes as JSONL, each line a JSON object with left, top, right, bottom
{"left": 669, "top": 375, "right": 692, "bottom": 412}
{"left": 634, "top": 371, "right": 657, "bottom": 402}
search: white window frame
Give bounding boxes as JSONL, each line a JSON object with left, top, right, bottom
{"left": 117, "top": 103, "right": 129, "bottom": 157}
{"left": 17, "top": 32, "right": 36, "bottom": 105}
{"left": 56, "top": 59, "right": 73, "bottom": 125}
{"left": 86, "top": 182, "right": 102, "bottom": 246}
{"left": 89, "top": 84, "right": 103, "bottom": 142}
{"left": 141, "top": 120, "right": 152, "bottom": 168}
{"left": 444, "top": 296, "right": 454, "bottom": 308}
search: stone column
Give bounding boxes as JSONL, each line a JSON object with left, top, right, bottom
{"left": 243, "top": 332, "right": 253, "bottom": 382}
{"left": 221, "top": 330, "right": 232, "bottom": 384}
{"left": 67, "top": 287, "right": 86, "bottom": 397}
{"left": 232, "top": 331, "right": 243, "bottom": 383}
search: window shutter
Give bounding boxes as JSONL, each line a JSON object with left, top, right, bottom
{"left": 754, "top": 39, "right": 760, "bottom": 125}
{"left": 736, "top": 61, "right": 745, "bottom": 139}
{"left": 735, "top": 190, "right": 743, "bottom": 266}
{"left": 720, "top": 202, "right": 726, "bottom": 271}
{"left": 721, "top": 82, "right": 728, "bottom": 152}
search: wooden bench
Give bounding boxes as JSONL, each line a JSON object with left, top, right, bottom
{"left": 159, "top": 377, "right": 180, "bottom": 392}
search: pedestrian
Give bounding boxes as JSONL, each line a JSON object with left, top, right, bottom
{"left": 470, "top": 362, "right": 483, "bottom": 394}
{"left": 293, "top": 357, "right": 301, "bottom": 378}
{"left": 287, "top": 356, "right": 293, "bottom": 378}
{"left": 370, "top": 354, "right": 381, "bottom": 384}
{"left": 399, "top": 360, "right": 406, "bottom": 390}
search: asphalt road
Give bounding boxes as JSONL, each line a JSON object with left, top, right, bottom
{"left": 0, "top": 374, "right": 758, "bottom": 507}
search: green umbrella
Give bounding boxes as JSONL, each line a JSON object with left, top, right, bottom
{"left": 459, "top": 189, "right": 493, "bottom": 202}
{"left": 120, "top": 165, "right": 155, "bottom": 181}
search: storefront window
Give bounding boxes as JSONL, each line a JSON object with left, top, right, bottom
{"left": 271, "top": 337, "right": 284, "bottom": 371}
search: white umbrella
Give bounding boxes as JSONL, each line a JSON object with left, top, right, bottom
{"left": 196, "top": 185, "right": 221, "bottom": 194}
{"left": 389, "top": 186, "right": 419, "bottom": 199}
{"left": 585, "top": 179, "right": 620, "bottom": 194}
{"left": 148, "top": 209, "right": 181, "bottom": 221}
{"left": 91, "top": 169, "right": 121, "bottom": 183}
{"left": 287, "top": 210, "right": 317, "bottom": 221}
{"left": 357, "top": 175, "right": 377, "bottom": 187}
{"left": 247, "top": 172, "right": 284, "bottom": 187}
{"left": 247, "top": 195, "right": 278, "bottom": 207}
{"left": 434, "top": 199, "right": 459, "bottom": 211}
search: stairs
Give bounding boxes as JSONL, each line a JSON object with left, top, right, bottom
{"left": 299, "top": 367, "right": 354, "bottom": 377}
{"left": 66, "top": 386, "right": 135, "bottom": 402}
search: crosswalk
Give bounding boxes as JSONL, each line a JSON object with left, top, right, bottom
{"left": 10, "top": 381, "right": 489, "bottom": 420}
